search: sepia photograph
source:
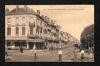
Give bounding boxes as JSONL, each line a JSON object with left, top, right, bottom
{"left": 5, "top": 5, "right": 94, "bottom": 62}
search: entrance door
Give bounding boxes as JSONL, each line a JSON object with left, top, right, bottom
{"left": 29, "top": 42, "right": 34, "bottom": 49}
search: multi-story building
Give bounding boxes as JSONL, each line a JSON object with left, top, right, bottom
{"left": 5, "top": 5, "right": 62, "bottom": 50}
{"left": 5, "top": 5, "right": 78, "bottom": 50}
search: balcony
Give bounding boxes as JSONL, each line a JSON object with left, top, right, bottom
{"left": 27, "top": 34, "right": 39, "bottom": 38}
{"left": 28, "top": 39, "right": 44, "bottom": 42}
{"left": 27, "top": 33, "right": 47, "bottom": 39}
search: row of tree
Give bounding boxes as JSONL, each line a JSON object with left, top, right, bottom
{"left": 80, "top": 24, "right": 94, "bottom": 50}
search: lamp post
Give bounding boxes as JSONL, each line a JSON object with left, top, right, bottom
{"left": 58, "top": 37, "right": 62, "bottom": 62}
{"left": 58, "top": 48, "right": 62, "bottom": 62}
{"left": 33, "top": 44, "right": 37, "bottom": 61}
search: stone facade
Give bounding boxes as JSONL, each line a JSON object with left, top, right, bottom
{"left": 5, "top": 5, "right": 71, "bottom": 50}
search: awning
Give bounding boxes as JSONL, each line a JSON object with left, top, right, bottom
{"left": 5, "top": 36, "right": 27, "bottom": 40}
{"left": 27, "top": 39, "right": 45, "bottom": 42}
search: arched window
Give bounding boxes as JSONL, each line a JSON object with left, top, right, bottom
{"left": 22, "top": 27, "right": 25, "bottom": 35}
{"left": 7, "top": 27, "right": 11, "bottom": 35}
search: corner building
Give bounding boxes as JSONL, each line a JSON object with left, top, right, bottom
{"left": 5, "top": 5, "right": 61, "bottom": 50}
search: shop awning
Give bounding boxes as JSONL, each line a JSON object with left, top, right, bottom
{"left": 27, "top": 39, "right": 44, "bottom": 42}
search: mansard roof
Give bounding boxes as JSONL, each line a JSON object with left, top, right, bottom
{"left": 5, "top": 7, "right": 36, "bottom": 15}
{"left": 5, "top": 6, "right": 60, "bottom": 30}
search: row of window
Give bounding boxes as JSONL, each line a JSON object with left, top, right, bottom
{"left": 7, "top": 27, "right": 25, "bottom": 35}
{"left": 7, "top": 26, "right": 58, "bottom": 37}
{"left": 7, "top": 26, "right": 43, "bottom": 36}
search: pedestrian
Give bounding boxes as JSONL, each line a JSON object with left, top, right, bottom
{"left": 80, "top": 50, "right": 85, "bottom": 61}
{"left": 34, "top": 50, "right": 37, "bottom": 61}
{"left": 20, "top": 47, "right": 23, "bottom": 53}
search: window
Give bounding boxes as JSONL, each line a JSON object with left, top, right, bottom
{"left": 29, "top": 22, "right": 35, "bottom": 27}
{"left": 22, "top": 17, "right": 25, "bottom": 22}
{"left": 7, "top": 42, "right": 11, "bottom": 46}
{"left": 36, "top": 26, "right": 39, "bottom": 34}
{"left": 7, "top": 17, "right": 11, "bottom": 23}
{"left": 16, "top": 27, "right": 19, "bottom": 34}
{"left": 7, "top": 27, "right": 11, "bottom": 35}
{"left": 40, "top": 27, "right": 42, "bottom": 33}
{"left": 22, "top": 17, "right": 25, "bottom": 20}
{"left": 22, "top": 27, "right": 25, "bottom": 35}
{"left": 30, "top": 27, "right": 33, "bottom": 35}
{"left": 15, "top": 17, "right": 19, "bottom": 23}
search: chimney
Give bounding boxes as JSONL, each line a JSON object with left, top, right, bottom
{"left": 51, "top": 19, "right": 54, "bottom": 24}
{"left": 16, "top": 5, "right": 19, "bottom": 12}
{"left": 51, "top": 19, "right": 53, "bottom": 22}
{"left": 5, "top": 8, "right": 9, "bottom": 12}
{"left": 16, "top": 5, "right": 19, "bottom": 9}
{"left": 45, "top": 16, "right": 47, "bottom": 21}
{"left": 37, "top": 10, "right": 40, "bottom": 15}
{"left": 5, "top": 8, "right": 9, "bottom": 14}
{"left": 48, "top": 18, "right": 50, "bottom": 22}
{"left": 24, "top": 5, "right": 28, "bottom": 11}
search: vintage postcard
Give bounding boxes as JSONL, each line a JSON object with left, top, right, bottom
{"left": 5, "top": 5, "right": 94, "bottom": 62}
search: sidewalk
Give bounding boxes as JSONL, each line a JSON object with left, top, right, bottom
{"left": 5, "top": 48, "right": 94, "bottom": 62}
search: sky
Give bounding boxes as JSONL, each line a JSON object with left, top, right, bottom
{"left": 5, "top": 5, "right": 94, "bottom": 41}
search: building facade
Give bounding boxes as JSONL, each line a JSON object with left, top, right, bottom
{"left": 5, "top": 5, "right": 71, "bottom": 50}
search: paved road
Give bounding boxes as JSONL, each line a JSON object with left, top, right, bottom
{"left": 5, "top": 44, "right": 94, "bottom": 62}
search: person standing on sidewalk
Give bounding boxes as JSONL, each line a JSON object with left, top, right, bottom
{"left": 20, "top": 47, "right": 23, "bottom": 53}
{"left": 80, "top": 50, "right": 85, "bottom": 61}
{"left": 34, "top": 49, "right": 37, "bottom": 61}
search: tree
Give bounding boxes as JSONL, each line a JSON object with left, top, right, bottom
{"left": 80, "top": 24, "right": 94, "bottom": 49}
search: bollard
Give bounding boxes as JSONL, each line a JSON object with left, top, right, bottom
{"left": 58, "top": 49, "right": 62, "bottom": 62}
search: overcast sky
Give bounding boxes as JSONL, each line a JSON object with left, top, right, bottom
{"left": 5, "top": 5, "right": 94, "bottom": 41}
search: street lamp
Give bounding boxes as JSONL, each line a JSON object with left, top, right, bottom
{"left": 33, "top": 44, "right": 37, "bottom": 61}
{"left": 33, "top": 44, "right": 36, "bottom": 50}
{"left": 58, "top": 48, "right": 62, "bottom": 62}
{"left": 58, "top": 35, "right": 62, "bottom": 62}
